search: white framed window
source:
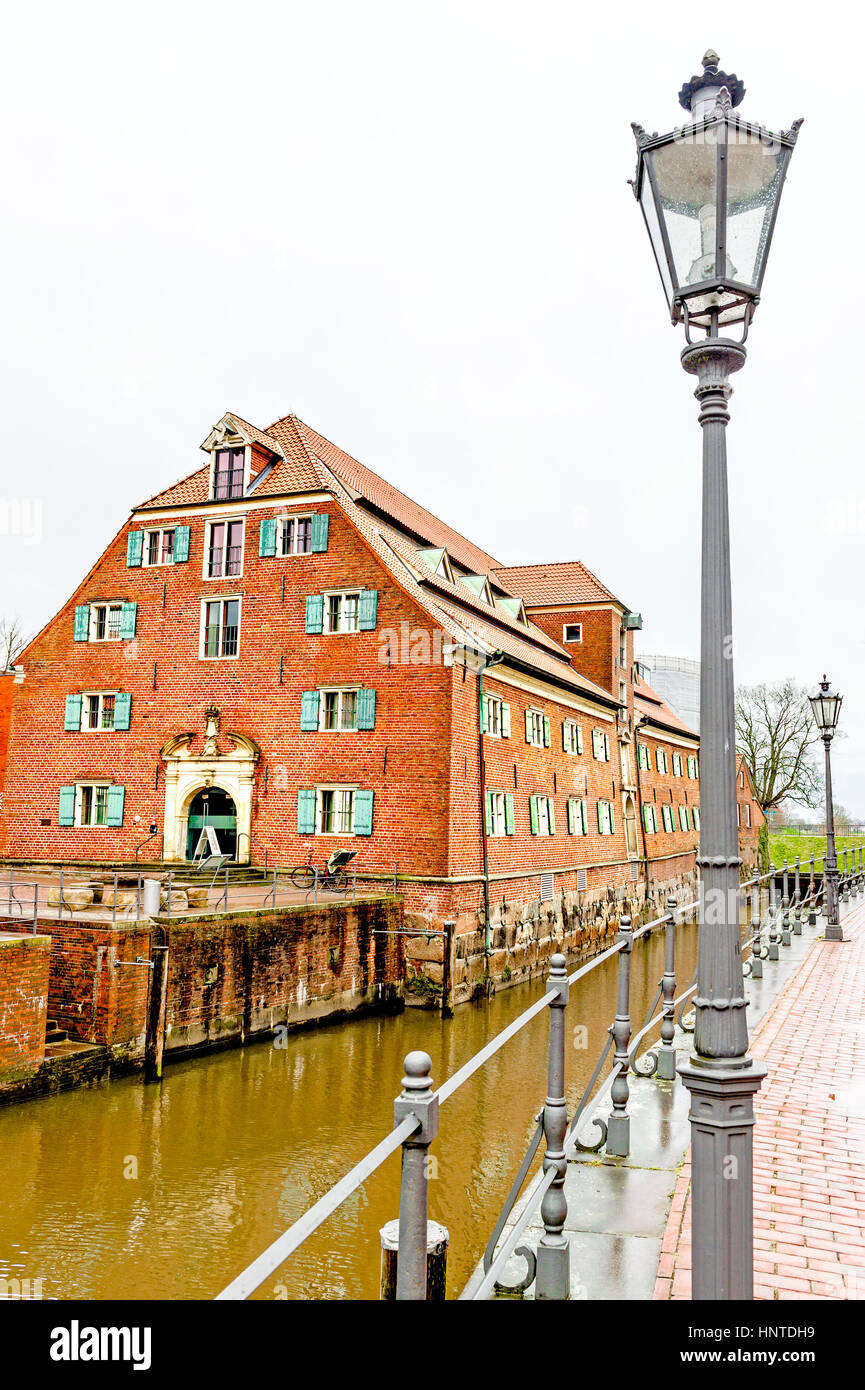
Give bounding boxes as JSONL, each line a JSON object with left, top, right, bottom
{"left": 200, "top": 597, "right": 241, "bottom": 659}
{"left": 90, "top": 602, "right": 124, "bottom": 642}
{"left": 656, "top": 748, "right": 669, "bottom": 774}
{"left": 563, "top": 623, "right": 582, "bottom": 644}
{"left": 562, "top": 719, "right": 583, "bottom": 754}
{"left": 211, "top": 447, "right": 246, "bottom": 500}
{"left": 567, "top": 797, "right": 588, "bottom": 835}
{"left": 736, "top": 803, "right": 741, "bottom": 827}
{"left": 678, "top": 805, "right": 689, "bottom": 831}
{"left": 692, "top": 806, "right": 701, "bottom": 830}
{"left": 592, "top": 728, "right": 611, "bottom": 761}
{"left": 638, "top": 742, "right": 651, "bottom": 771}
{"left": 143, "top": 528, "right": 175, "bottom": 566}
{"left": 745, "top": 803, "right": 751, "bottom": 828}
{"left": 486, "top": 790, "right": 512, "bottom": 837}
{"left": 661, "top": 804, "right": 675, "bottom": 833}
{"left": 82, "top": 693, "right": 117, "bottom": 731}
{"left": 320, "top": 688, "right": 359, "bottom": 731}
{"left": 205, "top": 518, "right": 244, "bottom": 579}
{"left": 530, "top": 794, "right": 555, "bottom": 836}
{"left": 672, "top": 752, "right": 683, "bottom": 777}
{"left": 76, "top": 782, "right": 111, "bottom": 827}
{"left": 324, "top": 590, "right": 361, "bottom": 634}
{"left": 317, "top": 785, "right": 356, "bottom": 835}
{"left": 280, "top": 515, "right": 313, "bottom": 555}
{"left": 525, "top": 708, "right": 549, "bottom": 748}
{"left": 484, "top": 694, "right": 510, "bottom": 738}
{"left": 619, "top": 629, "right": 627, "bottom": 665}
{"left": 644, "top": 804, "right": 658, "bottom": 834}
{"left": 597, "top": 799, "right": 615, "bottom": 835}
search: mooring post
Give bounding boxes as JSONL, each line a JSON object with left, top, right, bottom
{"left": 392, "top": 1052, "right": 439, "bottom": 1300}
{"left": 112, "top": 871, "right": 118, "bottom": 927}
{"left": 144, "top": 945, "right": 170, "bottom": 1082}
{"left": 606, "top": 915, "right": 633, "bottom": 1157}
{"left": 380, "top": 1220, "right": 448, "bottom": 1301}
{"left": 793, "top": 857, "right": 803, "bottom": 935}
{"left": 656, "top": 896, "right": 678, "bottom": 1080}
{"left": 441, "top": 920, "right": 456, "bottom": 1019}
{"left": 535, "top": 952, "right": 570, "bottom": 1299}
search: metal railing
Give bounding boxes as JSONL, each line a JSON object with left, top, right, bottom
{"left": 214, "top": 851, "right": 859, "bottom": 1302}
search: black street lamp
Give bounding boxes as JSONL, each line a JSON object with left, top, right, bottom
{"left": 631, "top": 52, "right": 802, "bottom": 1301}
{"left": 809, "top": 676, "right": 843, "bottom": 941}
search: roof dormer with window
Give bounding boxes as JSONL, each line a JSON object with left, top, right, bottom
{"left": 201, "top": 413, "right": 285, "bottom": 503}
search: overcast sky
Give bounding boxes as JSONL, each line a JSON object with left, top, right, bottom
{"left": 2, "top": 3, "right": 862, "bottom": 814}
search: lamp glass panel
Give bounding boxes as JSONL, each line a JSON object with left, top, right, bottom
{"left": 725, "top": 131, "right": 785, "bottom": 288}
{"left": 648, "top": 130, "right": 718, "bottom": 290}
{"left": 640, "top": 168, "right": 674, "bottom": 307}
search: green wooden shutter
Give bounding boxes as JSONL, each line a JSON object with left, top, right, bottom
{"left": 576, "top": 725, "right": 583, "bottom": 754}
{"left": 543, "top": 716, "right": 551, "bottom": 747}
{"left": 356, "top": 688, "right": 376, "bottom": 730}
{"left": 480, "top": 694, "right": 488, "bottom": 733}
{"left": 580, "top": 799, "right": 588, "bottom": 835}
{"left": 297, "top": 788, "right": 316, "bottom": 834}
{"left": 64, "top": 694, "right": 82, "bottom": 731}
{"left": 126, "top": 531, "right": 143, "bottom": 567}
{"left": 58, "top": 786, "right": 76, "bottom": 826}
{"left": 485, "top": 792, "right": 493, "bottom": 836}
{"left": 113, "top": 693, "right": 132, "bottom": 730}
{"left": 259, "top": 518, "right": 277, "bottom": 557}
{"left": 529, "top": 797, "right": 538, "bottom": 835}
{"left": 354, "top": 789, "right": 374, "bottom": 835}
{"left": 608, "top": 803, "right": 615, "bottom": 834}
{"left": 310, "top": 513, "right": 329, "bottom": 552}
{"left": 525, "top": 710, "right": 533, "bottom": 743}
{"left": 358, "top": 590, "right": 378, "bottom": 630}
{"left": 106, "top": 786, "right": 125, "bottom": 827}
{"left": 504, "top": 793, "right": 515, "bottom": 836}
{"left": 119, "top": 602, "right": 137, "bottom": 639}
{"left": 597, "top": 801, "right": 604, "bottom": 833}
{"left": 173, "top": 526, "right": 190, "bottom": 563}
{"left": 501, "top": 702, "right": 511, "bottom": 738}
{"left": 73, "top": 605, "right": 90, "bottom": 641}
{"left": 603, "top": 732, "right": 610, "bottom": 760}
{"left": 567, "top": 798, "right": 576, "bottom": 834}
{"left": 547, "top": 798, "right": 555, "bottom": 834}
{"left": 300, "top": 691, "right": 320, "bottom": 730}
{"left": 305, "top": 595, "right": 324, "bottom": 633}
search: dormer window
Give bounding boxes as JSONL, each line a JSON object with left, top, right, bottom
{"left": 213, "top": 449, "right": 245, "bottom": 500}
{"left": 459, "top": 574, "right": 493, "bottom": 605}
{"left": 416, "top": 547, "right": 454, "bottom": 582}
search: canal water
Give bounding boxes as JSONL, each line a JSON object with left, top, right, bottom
{"left": 2, "top": 920, "right": 701, "bottom": 1301}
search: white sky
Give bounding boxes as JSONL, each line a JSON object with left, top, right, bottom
{"left": 2, "top": 2, "right": 862, "bottom": 814}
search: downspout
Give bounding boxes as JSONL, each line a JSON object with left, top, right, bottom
{"left": 634, "top": 714, "right": 651, "bottom": 907}
{"left": 476, "top": 649, "right": 504, "bottom": 967}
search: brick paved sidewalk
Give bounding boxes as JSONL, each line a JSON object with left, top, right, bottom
{"left": 655, "top": 903, "right": 865, "bottom": 1300}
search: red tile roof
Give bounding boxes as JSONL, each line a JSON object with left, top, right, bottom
{"left": 492, "top": 561, "right": 619, "bottom": 607}
{"left": 290, "top": 416, "right": 504, "bottom": 577}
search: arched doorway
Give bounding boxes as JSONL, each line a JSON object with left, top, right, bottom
{"left": 186, "top": 787, "right": 237, "bottom": 861}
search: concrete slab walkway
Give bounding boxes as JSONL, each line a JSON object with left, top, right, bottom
{"left": 656, "top": 900, "right": 865, "bottom": 1301}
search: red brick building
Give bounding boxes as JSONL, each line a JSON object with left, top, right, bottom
{"left": 0, "top": 409, "right": 762, "bottom": 955}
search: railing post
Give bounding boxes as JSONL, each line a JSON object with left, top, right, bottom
{"left": 793, "top": 855, "right": 801, "bottom": 921}
{"left": 859, "top": 844, "right": 864, "bottom": 895}
{"left": 606, "top": 915, "right": 633, "bottom": 1157}
{"left": 780, "top": 895, "right": 791, "bottom": 948}
{"left": 767, "top": 884, "right": 779, "bottom": 961}
{"left": 392, "top": 1051, "right": 439, "bottom": 1301}
{"left": 657, "top": 896, "right": 678, "bottom": 1080}
{"left": 750, "top": 882, "right": 762, "bottom": 980}
{"left": 536, "top": 952, "right": 570, "bottom": 1300}
{"left": 808, "top": 853, "right": 816, "bottom": 925}
{"left": 32, "top": 883, "right": 38, "bottom": 933}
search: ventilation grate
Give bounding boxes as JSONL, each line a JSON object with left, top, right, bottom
{"left": 540, "top": 872, "right": 554, "bottom": 902}
{"left": 630, "top": 861, "right": 640, "bottom": 883}
{"left": 576, "top": 869, "right": 587, "bottom": 891}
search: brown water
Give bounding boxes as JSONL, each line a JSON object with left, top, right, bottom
{"left": 2, "top": 923, "right": 700, "bottom": 1301}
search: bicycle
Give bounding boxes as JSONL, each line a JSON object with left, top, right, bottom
{"left": 290, "top": 849, "right": 356, "bottom": 894}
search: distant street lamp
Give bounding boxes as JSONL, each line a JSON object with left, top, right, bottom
{"left": 809, "top": 676, "right": 843, "bottom": 941}
{"left": 631, "top": 52, "right": 802, "bottom": 1300}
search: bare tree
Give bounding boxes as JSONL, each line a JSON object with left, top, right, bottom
{"left": 0, "top": 616, "right": 30, "bottom": 670}
{"left": 735, "top": 679, "right": 822, "bottom": 813}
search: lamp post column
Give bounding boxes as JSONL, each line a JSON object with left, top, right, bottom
{"left": 823, "top": 735, "right": 842, "bottom": 941}
{"left": 677, "top": 336, "right": 766, "bottom": 1301}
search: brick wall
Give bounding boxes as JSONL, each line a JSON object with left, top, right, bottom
{"left": 0, "top": 933, "right": 50, "bottom": 1076}
{"left": 162, "top": 897, "right": 403, "bottom": 1054}
{"left": 0, "top": 671, "right": 13, "bottom": 798}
